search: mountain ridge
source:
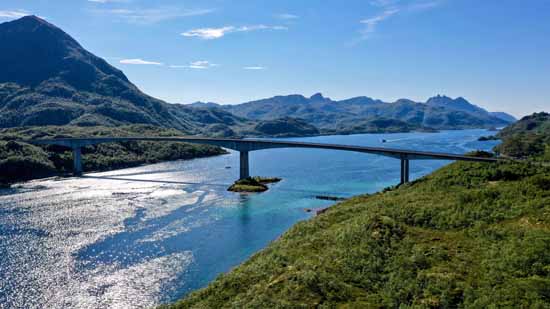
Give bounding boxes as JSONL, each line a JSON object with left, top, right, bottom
{"left": 0, "top": 15, "right": 249, "bottom": 134}
{"left": 0, "top": 16, "right": 516, "bottom": 138}
{"left": 195, "top": 93, "right": 516, "bottom": 133}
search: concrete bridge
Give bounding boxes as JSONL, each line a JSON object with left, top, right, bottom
{"left": 27, "top": 136, "right": 498, "bottom": 185}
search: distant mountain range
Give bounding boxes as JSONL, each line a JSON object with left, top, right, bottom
{"left": 0, "top": 16, "right": 516, "bottom": 138}
{"left": 194, "top": 93, "right": 516, "bottom": 134}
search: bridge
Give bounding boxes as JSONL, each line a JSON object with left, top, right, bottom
{"left": 27, "top": 137, "right": 499, "bottom": 185}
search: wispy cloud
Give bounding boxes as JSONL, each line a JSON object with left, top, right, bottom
{"left": 359, "top": 8, "right": 399, "bottom": 39}
{"left": 276, "top": 13, "right": 298, "bottom": 19}
{"left": 243, "top": 66, "right": 267, "bottom": 70}
{"left": 0, "top": 10, "right": 31, "bottom": 20}
{"left": 120, "top": 58, "right": 163, "bottom": 65}
{"left": 170, "top": 61, "right": 218, "bottom": 69}
{"left": 356, "top": 0, "right": 443, "bottom": 42}
{"left": 92, "top": 7, "right": 214, "bottom": 24}
{"left": 182, "top": 24, "right": 287, "bottom": 40}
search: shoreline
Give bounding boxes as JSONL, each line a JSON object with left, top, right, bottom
{"left": 0, "top": 150, "right": 229, "bottom": 188}
{"left": 168, "top": 158, "right": 549, "bottom": 308}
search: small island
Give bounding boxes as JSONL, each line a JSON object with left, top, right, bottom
{"left": 227, "top": 177, "right": 282, "bottom": 193}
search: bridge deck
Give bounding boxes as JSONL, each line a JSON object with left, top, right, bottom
{"left": 25, "top": 136, "right": 500, "bottom": 183}
{"left": 26, "top": 136, "right": 498, "bottom": 162}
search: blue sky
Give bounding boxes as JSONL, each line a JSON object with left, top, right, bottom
{"left": 1, "top": 0, "right": 549, "bottom": 117}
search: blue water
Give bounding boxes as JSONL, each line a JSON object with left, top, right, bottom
{"left": 0, "top": 130, "right": 499, "bottom": 308}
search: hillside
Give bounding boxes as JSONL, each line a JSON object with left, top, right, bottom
{"left": 495, "top": 112, "right": 550, "bottom": 159}
{"left": 167, "top": 117, "right": 550, "bottom": 307}
{"left": 168, "top": 159, "right": 550, "bottom": 308}
{"left": 0, "top": 16, "right": 249, "bottom": 135}
{"left": 0, "top": 125, "right": 225, "bottom": 185}
{"left": 248, "top": 117, "right": 320, "bottom": 137}
{"left": 218, "top": 93, "right": 515, "bottom": 133}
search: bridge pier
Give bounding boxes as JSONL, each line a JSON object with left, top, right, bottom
{"left": 400, "top": 157, "right": 410, "bottom": 184}
{"left": 73, "top": 147, "right": 83, "bottom": 176}
{"left": 239, "top": 151, "right": 250, "bottom": 179}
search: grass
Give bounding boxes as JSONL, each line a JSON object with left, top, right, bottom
{"left": 166, "top": 160, "right": 550, "bottom": 308}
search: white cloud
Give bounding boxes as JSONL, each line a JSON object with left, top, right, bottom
{"left": 92, "top": 7, "right": 214, "bottom": 24}
{"left": 120, "top": 58, "right": 163, "bottom": 65}
{"left": 182, "top": 24, "right": 287, "bottom": 40}
{"left": 0, "top": 10, "right": 31, "bottom": 20}
{"left": 170, "top": 61, "right": 218, "bottom": 69}
{"left": 359, "top": 8, "right": 399, "bottom": 39}
{"left": 243, "top": 66, "right": 266, "bottom": 70}
{"left": 276, "top": 13, "right": 298, "bottom": 19}
{"left": 181, "top": 26, "right": 234, "bottom": 39}
{"left": 356, "top": 0, "right": 442, "bottom": 41}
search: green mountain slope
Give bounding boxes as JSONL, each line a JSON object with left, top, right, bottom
{"left": 0, "top": 16, "right": 248, "bottom": 134}
{"left": 168, "top": 160, "right": 550, "bottom": 308}
{"left": 495, "top": 112, "right": 550, "bottom": 159}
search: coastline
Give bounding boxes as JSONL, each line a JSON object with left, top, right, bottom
{"left": 167, "top": 158, "right": 550, "bottom": 308}
{"left": 0, "top": 145, "right": 228, "bottom": 187}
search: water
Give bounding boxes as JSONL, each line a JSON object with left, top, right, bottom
{"left": 0, "top": 130, "right": 499, "bottom": 308}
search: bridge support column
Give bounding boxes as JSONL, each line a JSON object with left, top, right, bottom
{"left": 239, "top": 151, "right": 250, "bottom": 180}
{"left": 400, "top": 157, "right": 410, "bottom": 184}
{"left": 73, "top": 147, "right": 83, "bottom": 176}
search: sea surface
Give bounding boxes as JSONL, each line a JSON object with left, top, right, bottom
{"left": 0, "top": 130, "right": 499, "bottom": 308}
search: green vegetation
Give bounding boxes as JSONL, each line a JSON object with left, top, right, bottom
{"left": 0, "top": 125, "right": 226, "bottom": 186}
{"left": 250, "top": 117, "right": 319, "bottom": 137}
{"left": 169, "top": 160, "right": 550, "bottom": 308}
{"left": 495, "top": 112, "right": 550, "bottom": 160}
{"left": 324, "top": 118, "right": 434, "bottom": 135}
{"left": 478, "top": 135, "right": 499, "bottom": 141}
{"left": 227, "top": 177, "right": 282, "bottom": 193}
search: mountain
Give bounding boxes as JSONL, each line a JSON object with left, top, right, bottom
{"left": 0, "top": 16, "right": 516, "bottom": 138}
{"left": 220, "top": 93, "right": 515, "bottom": 133}
{"left": 0, "top": 16, "right": 248, "bottom": 134}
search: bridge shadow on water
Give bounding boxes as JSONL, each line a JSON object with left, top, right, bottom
{"left": 81, "top": 174, "right": 355, "bottom": 198}
{"left": 82, "top": 175, "right": 231, "bottom": 188}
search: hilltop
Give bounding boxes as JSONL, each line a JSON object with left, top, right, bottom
{"left": 0, "top": 16, "right": 250, "bottom": 134}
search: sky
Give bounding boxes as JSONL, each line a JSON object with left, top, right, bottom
{"left": 1, "top": 0, "right": 549, "bottom": 117}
